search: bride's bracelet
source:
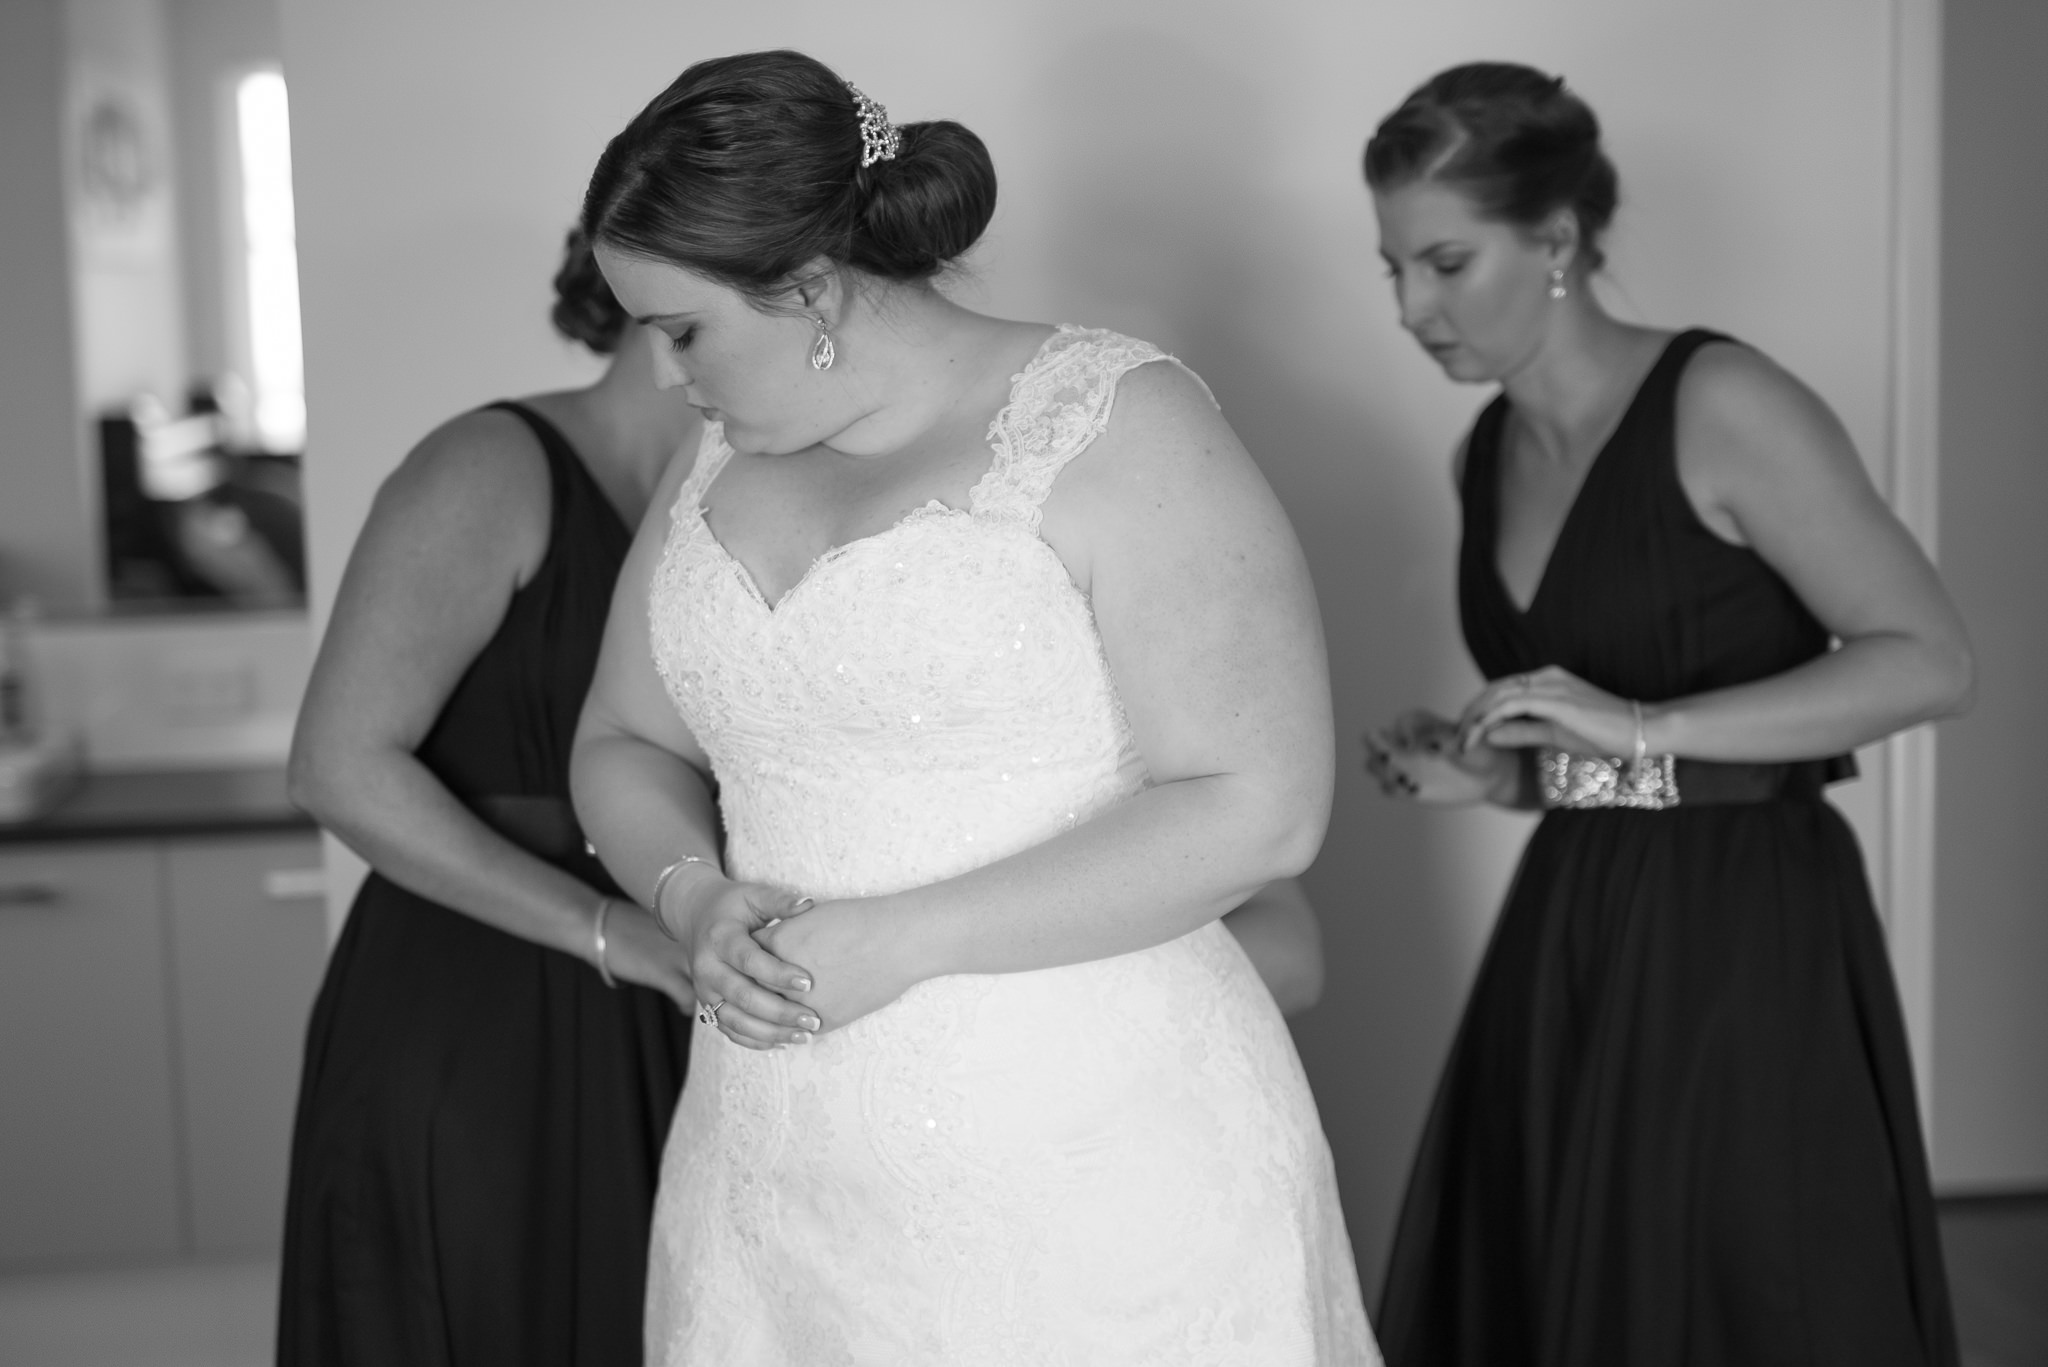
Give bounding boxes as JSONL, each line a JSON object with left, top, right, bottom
{"left": 648, "top": 854, "right": 719, "bottom": 940}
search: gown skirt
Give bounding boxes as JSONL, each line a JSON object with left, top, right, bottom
{"left": 1377, "top": 800, "right": 1956, "bottom": 1365}
{"left": 278, "top": 870, "right": 688, "bottom": 1364}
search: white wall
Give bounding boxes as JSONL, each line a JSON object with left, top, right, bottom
{"left": 282, "top": 0, "right": 1928, "bottom": 1287}
{"left": 1931, "top": 0, "right": 2048, "bottom": 1192}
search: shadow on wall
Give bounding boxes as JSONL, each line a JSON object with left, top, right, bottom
{"left": 1029, "top": 27, "right": 1528, "bottom": 1290}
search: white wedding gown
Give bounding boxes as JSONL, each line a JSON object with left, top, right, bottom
{"left": 643, "top": 326, "right": 1378, "bottom": 1365}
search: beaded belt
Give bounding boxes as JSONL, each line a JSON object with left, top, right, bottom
{"left": 1538, "top": 750, "right": 1680, "bottom": 810}
{"left": 1537, "top": 751, "right": 1855, "bottom": 811}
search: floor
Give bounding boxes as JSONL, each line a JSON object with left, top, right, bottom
{"left": 0, "top": 1200, "right": 2041, "bottom": 1365}
{"left": 0, "top": 1259, "right": 273, "bottom": 1367}
{"left": 1941, "top": 1194, "right": 2048, "bottom": 1367}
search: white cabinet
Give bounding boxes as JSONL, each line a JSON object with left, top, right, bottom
{"left": 165, "top": 836, "right": 329, "bottom": 1255}
{"left": 0, "top": 832, "right": 326, "bottom": 1268}
{"left": 0, "top": 843, "right": 184, "bottom": 1264}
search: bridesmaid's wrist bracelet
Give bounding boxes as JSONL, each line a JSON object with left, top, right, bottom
{"left": 591, "top": 896, "right": 618, "bottom": 989}
{"left": 649, "top": 854, "right": 718, "bottom": 940}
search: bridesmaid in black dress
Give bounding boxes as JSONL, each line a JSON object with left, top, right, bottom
{"left": 1360, "top": 64, "right": 1972, "bottom": 1366}
{"left": 277, "top": 231, "right": 700, "bottom": 1365}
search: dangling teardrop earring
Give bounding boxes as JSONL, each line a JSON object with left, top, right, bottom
{"left": 809, "top": 315, "right": 836, "bottom": 371}
{"left": 1547, "top": 267, "right": 1568, "bottom": 301}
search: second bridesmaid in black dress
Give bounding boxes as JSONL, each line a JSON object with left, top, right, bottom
{"left": 277, "top": 232, "right": 702, "bottom": 1365}
{"left": 1361, "top": 65, "right": 1972, "bottom": 1366}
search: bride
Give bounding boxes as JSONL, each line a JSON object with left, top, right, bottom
{"left": 569, "top": 49, "right": 1376, "bottom": 1364}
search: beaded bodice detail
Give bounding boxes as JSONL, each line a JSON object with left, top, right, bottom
{"left": 647, "top": 326, "right": 1164, "bottom": 898}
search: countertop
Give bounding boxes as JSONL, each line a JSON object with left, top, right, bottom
{"left": 0, "top": 766, "right": 315, "bottom": 845}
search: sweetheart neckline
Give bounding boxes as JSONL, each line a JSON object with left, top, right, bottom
{"left": 689, "top": 499, "right": 1098, "bottom": 627}
{"left": 694, "top": 499, "right": 962, "bottom": 615}
{"left": 691, "top": 325, "right": 1072, "bottom": 614}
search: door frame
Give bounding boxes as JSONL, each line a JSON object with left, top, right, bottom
{"left": 1883, "top": 0, "right": 1943, "bottom": 1129}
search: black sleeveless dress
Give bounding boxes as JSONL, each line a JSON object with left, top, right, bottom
{"left": 1375, "top": 332, "right": 1959, "bottom": 1367}
{"left": 277, "top": 403, "right": 692, "bottom": 1366}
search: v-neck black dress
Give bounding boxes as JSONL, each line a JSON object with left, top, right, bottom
{"left": 1375, "top": 331, "right": 1958, "bottom": 1367}
{"left": 277, "top": 403, "right": 692, "bottom": 1367}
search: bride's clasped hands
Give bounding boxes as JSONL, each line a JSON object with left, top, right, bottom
{"left": 652, "top": 865, "right": 821, "bottom": 1048}
{"left": 750, "top": 896, "right": 923, "bottom": 1037}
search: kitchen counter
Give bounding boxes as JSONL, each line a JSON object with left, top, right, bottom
{"left": 0, "top": 766, "right": 313, "bottom": 844}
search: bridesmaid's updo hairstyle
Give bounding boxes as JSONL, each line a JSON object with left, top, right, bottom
{"left": 1364, "top": 62, "right": 1619, "bottom": 270}
{"left": 549, "top": 226, "right": 627, "bottom": 354}
{"left": 581, "top": 50, "right": 997, "bottom": 307}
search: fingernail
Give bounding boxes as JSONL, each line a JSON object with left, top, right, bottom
{"left": 793, "top": 897, "right": 815, "bottom": 912}
{"left": 792, "top": 976, "right": 813, "bottom": 992}
{"left": 792, "top": 1031, "right": 813, "bottom": 1045}
{"left": 799, "top": 1014, "right": 821, "bottom": 1031}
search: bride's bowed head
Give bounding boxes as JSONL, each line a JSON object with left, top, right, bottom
{"left": 577, "top": 50, "right": 998, "bottom": 458}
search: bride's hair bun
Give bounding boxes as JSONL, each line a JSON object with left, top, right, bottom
{"left": 849, "top": 120, "right": 996, "bottom": 281}
{"left": 582, "top": 50, "right": 996, "bottom": 303}
{"left": 1364, "top": 61, "right": 1619, "bottom": 270}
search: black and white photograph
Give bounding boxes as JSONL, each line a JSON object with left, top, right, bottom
{"left": 0, "top": 2, "right": 2041, "bottom": 1365}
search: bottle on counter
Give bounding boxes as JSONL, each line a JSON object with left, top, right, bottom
{"left": 0, "top": 598, "right": 33, "bottom": 744}
{"left": 0, "top": 597, "right": 83, "bottom": 823}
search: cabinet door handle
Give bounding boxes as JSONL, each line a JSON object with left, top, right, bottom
{"left": 0, "top": 880, "right": 63, "bottom": 908}
{"left": 262, "top": 868, "right": 327, "bottom": 902}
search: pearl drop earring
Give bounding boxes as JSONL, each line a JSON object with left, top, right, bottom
{"left": 1547, "top": 268, "right": 1568, "bottom": 301}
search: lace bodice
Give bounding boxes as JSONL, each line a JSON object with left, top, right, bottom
{"left": 647, "top": 326, "right": 1181, "bottom": 899}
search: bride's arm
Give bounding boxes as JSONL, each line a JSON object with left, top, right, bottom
{"left": 762, "top": 360, "right": 1334, "bottom": 1027}
{"left": 571, "top": 447, "right": 817, "bottom": 1050}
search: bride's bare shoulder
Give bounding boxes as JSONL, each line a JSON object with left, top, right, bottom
{"left": 1064, "top": 350, "right": 1250, "bottom": 495}
{"left": 1037, "top": 346, "right": 1297, "bottom": 600}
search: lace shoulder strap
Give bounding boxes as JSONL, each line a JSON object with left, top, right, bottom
{"left": 667, "top": 422, "right": 735, "bottom": 523}
{"left": 972, "top": 326, "right": 1218, "bottom": 526}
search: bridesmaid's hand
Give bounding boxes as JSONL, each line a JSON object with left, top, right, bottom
{"left": 1457, "top": 666, "right": 1636, "bottom": 756}
{"left": 663, "top": 871, "right": 821, "bottom": 1050}
{"left": 754, "top": 899, "right": 917, "bottom": 1037}
{"left": 600, "top": 900, "right": 700, "bottom": 1012}
{"left": 1366, "top": 708, "right": 1516, "bottom": 805}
